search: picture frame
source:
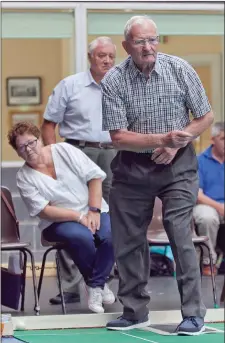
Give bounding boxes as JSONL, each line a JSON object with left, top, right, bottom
{"left": 6, "top": 77, "right": 42, "bottom": 106}
{"left": 10, "top": 111, "right": 42, "bottom": 128}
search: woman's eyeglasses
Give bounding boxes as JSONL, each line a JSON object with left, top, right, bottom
{"left": 18, "top": 139, "right": 38, "bottom": 153}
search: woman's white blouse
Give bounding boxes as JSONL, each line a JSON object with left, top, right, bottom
{"left": 16, "top": 142, "right": 109, "bottom": 231}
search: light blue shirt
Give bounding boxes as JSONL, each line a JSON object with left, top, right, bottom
{"left": 44, "top": 70, "right": 111, "bottom": 143}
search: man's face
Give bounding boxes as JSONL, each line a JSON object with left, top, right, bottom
{"left": 88, "top": 43, "right": 116, "bottom": 78}
{"left": 212, "top": 130, "right": 225, "bottom": 157}
{"left": 122, "top": 22, "right": 159, "bottom": 70}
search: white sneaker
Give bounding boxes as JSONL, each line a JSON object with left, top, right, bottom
{"left": 102, "top": 283, "right": 115, "bottom": 305}
{"left": 87, "top": 287, "right": 104, "bottom": 313}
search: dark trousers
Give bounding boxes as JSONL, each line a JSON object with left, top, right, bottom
{"left": 109, "top": 144, "right": 206, "bottom": 320}
{"left": 43, "top": 213, "right": 114, "bottom": 288}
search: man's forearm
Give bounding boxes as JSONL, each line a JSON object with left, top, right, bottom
{"left": 111, "top": 130, "right": 165, "bottom": 152}
{"left": 183, "top": 111, "right": 214, "bottom": 139}
{"left": 41, "top": 120, "right": 57, "bottom": 145}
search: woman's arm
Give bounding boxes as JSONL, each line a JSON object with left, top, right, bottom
{"left": 88, "top": 178, "right": 102, "bottom": 209}
{"left": 38, "top": 204, "right": 83, "bottom": 223}
{"left": 87, "top": 178, "right": 103, "bottom": 233}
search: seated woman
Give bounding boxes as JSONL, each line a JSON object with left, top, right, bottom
{"left": 8, "top": 122, "right": 115, "bottom": 314}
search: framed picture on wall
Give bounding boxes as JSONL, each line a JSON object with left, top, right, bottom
{"left": 6, "top": 77, "right": 42, "bottom": 106}
{"left": 10, "top": 111, "right": 42, "bottom": 128}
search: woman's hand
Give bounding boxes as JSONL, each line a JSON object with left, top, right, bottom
{"left": 87, "top": 211, "right": 101, "bottom": 234}
{"left": 79, "top": 215, "right": 88, "bottom": 228}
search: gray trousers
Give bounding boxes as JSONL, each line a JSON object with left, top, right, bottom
{"left": 109, "top": 144, "right": 206, "bottom": 320}
{"left": 57, "top": 144, "right": 116, "bottom": 293}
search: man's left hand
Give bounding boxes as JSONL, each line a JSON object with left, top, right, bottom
{"left": 151, "top": 147, "right": 179, "bottom": 164}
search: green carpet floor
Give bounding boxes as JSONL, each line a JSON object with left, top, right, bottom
{"left": 14, "top": 323, "right": 224, "bottom": 343}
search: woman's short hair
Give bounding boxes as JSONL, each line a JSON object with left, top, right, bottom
{"left": 8, "top": 121, "right": 41, "bottom": 150}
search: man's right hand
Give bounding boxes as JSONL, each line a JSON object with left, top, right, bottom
{"left": 162, "top": 131, "right": 193, "bottom": 148}
{"left": 216, "top": 203, "right": 224, "bottom": 218}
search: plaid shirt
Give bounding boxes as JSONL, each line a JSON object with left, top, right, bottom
{"left": 101, "top": 53, "right": 211, "bottom": 136}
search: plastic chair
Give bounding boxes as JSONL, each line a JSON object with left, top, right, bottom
{"left": 147, "top": 197, "right": 218, "bottom": 308}
{"left": 1, "top": 186, "right": 40, "bottom": 315}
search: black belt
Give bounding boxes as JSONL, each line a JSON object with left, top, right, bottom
{"left": 65, "top": 139, "right": 114, "bottom": 149}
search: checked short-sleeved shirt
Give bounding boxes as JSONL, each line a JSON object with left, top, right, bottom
{"left": 101, "top": 54, "right": 211, "bottom": 138}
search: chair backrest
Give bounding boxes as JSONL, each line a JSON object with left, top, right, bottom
{"left": 1, "top": 186, "right": 20, "bottom": 243}
{"left": 148, "top": 197, "right": 164, "bottom": 233}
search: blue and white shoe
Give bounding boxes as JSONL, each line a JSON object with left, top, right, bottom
{"left": 175, "top": 316, "right": 205, "bottom": 335}
{"left": 106, "top": 315, "right": 150, "bottom": 331}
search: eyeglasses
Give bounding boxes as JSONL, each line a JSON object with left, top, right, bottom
{"left": 132, "top": 36, "right": 159, "bottom": 46}
{"left": 18, "top": 139, "right": 38, "bottom": 153}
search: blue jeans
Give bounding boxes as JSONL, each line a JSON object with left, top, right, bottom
{"left": 43, "top": 213, "right": 114, "bottom": 288}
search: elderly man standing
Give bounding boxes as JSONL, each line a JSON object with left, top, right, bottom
{"left": 41, "top": 37, "right": 116, "bottom": 308}
{"left": 193, "top": 122, "right": 224, "bottom": 276}
{"left": 101, "top": 16, "right": 214, "bottom": 334}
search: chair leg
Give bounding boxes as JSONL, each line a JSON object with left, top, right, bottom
{"left": 20, "top": 250, "right": 27, "bottom": 312}
{"left": 201, "top": 243, "right": 219, "bottom": 308}
{"left": 55, "top": 250, "right": 66, "bottom": 314}
{"left": 24, "top": 248, "right": 40, "bottom": 315}
{"left": 198, "top": 245, "right": 204, "bottom": 281}
{"left": 37, "top": 247, "right": 54, "bottom": 300}
{"left": 221, "top": 275, "right": 225, "bottom": 303}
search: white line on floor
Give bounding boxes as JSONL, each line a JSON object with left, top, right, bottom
{"left": 205, "top": 326, "right": 224, "bottom": 333}
{"left": 141, "top": 326, "right": 176, "bottom": 335}
{"left": 16, "top": 334, "right": 70, "bottom": 337}
{"left": 121, "top": 332, "right": 159, "bottom": 343}
{"left": 16, "top": 332, "right": 107, "bottom": 336}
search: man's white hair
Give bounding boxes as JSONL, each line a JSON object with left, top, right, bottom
{"left": 88, "top": 37, "right": 116, "bottom": 55}
{"left": 211, "top": 121, "right": 224, "bottom": 137}
{"left": 124, "top": 15, "right": 158, "bottom": 40}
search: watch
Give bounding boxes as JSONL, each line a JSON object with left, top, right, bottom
{"left": 89, "top": 206, "right": 101, "bottom": 214}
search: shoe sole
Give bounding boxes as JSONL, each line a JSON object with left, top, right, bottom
{"left": 177, "top": 326, "right": 205, "bottom": 336}
{"left": 107, "top": 319, "right": 151, "bottom": 331}
{"left": 88, "top": 304, "right": 104, "bottom": 314}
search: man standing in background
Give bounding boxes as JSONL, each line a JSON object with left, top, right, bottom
{"left": 41, "top": 37, "right": 117, "bottom": 306}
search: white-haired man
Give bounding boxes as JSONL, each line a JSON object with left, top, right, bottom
{"left": 193, "top": 122, "right": 224, "bottom": 276}
{"left": 41, "top": 37, "right": 117, "bottom": 312}
{"left": 101, "top": 16, "right": 214, "bottom": 334}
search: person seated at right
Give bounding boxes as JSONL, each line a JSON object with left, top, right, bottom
{"left": 193, "top": 122, "right": 224, "bottom": 276}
